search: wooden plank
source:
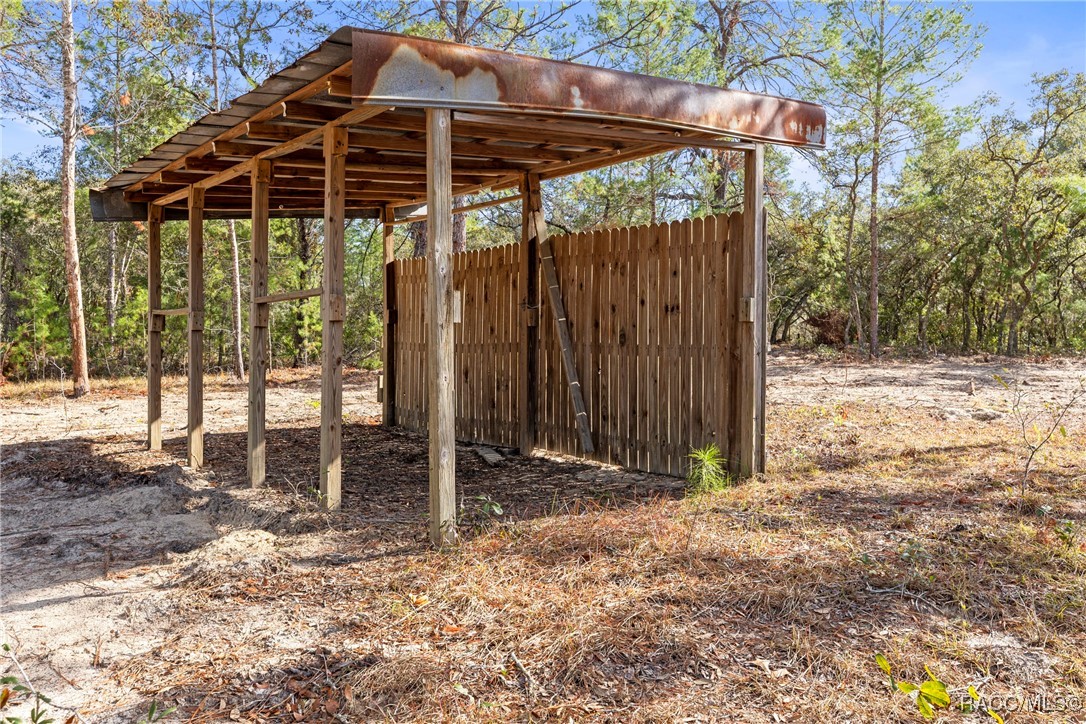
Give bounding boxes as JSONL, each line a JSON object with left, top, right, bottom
{"left": 153, "top": 104, "right": 392, "bottom": 206}
{"left": 602, "top": 227, "right": 616, "bottom": 461}
{"left": 153, "top": 307, "right": 189, "bottom": 316}
{"left": 536, "top": 206, "right": 594, "bottom": 454}
{"left": 616, "top": 225, "right": 631, "bottom": 468}
{"left": 648, "top": 220, "right": 663, "bottom": 471}
{"left": 689, "top": 216, "right": 705, "bottom": 453}
{"left": 387, "top": 194, "right": 524, "bottom": 225}
{"left": 591, "top": 229, "right": 606, "bottom": 461}
{"left": 518, "top": 175, "right": 540, "bottom": 455}
{"left": 125, "top": 59, "right": 356, "bottom": 196}
{"left": 502, "top": 243, "right": 516, "bottom": 446}
{"left": 147, "top": 205, "right": 163, "bottom": 451}
{"left": 187, "top": 187, "right": 205, "bottom": 469}
{"left": 248, "top": 159, "right": 272, "bottom": 488}
{"left": 757, "top": 207, "right": 769, "bottom": 474}
{"left": 726, "top": 212, "right": 743, "bottom": 473}
{"left": 635, "top": 222, "right": 649, "bottom": 469}
{"left": 703, "top": 214, "right": 718, "bottom": 450}
{"left": 427, "top": 108, "right": 458, "bottom": 546}
{"left": 666, "top": 220, "right": 681, "bottom": 473}
{"left": 255, "top": 286, "right": 322, "bottom": 304}
{"left": 320, "top": 126, "right": 347, "bottom": 511}
{"left": 678, "top": 218, "right": 693, "bottom": 472}
{"left": 457, "top": 249, "right": 469, "bottom": 441}
{"left": 737, "top": 145, "right": 765, "bottom": 478}
{"left": 718, "top": 214, "right": 733, "bottom": 468}
{"left": 382, "top": 205, "right": 397, "bottom": 426}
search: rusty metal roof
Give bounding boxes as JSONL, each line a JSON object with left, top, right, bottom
{"left": 92, "top": 27, "right": 825, "bottom": 222}
{"left": 351, "top": 30, "right": 825, "bottom": 147}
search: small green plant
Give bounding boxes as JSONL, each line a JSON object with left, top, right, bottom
{"left": 1, "top": 643, "right": 66, "bottom": 724}
{"left": 686, "top": 444, "right": 730, "bottom": 496}
{"left": 0, "top": 674, "right": 54, "bottom": 724}
{"left": 1055, "top": 519, "right": 1080, "bottom": 550}
{"left": 876, "top": 654, "right": 1003, "bottom": 722}
{"left": 459, "top": 494, "right": 504, "bottom": 533}
{"left": 876, "top": 654, "right": 950, "bottom": 719}
{"left": 139, "top": 700, "right": 176, "bottom": 723}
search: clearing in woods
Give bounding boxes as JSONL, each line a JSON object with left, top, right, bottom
{"left": 1, "top": 351, "right": 1084, "bottom": 722}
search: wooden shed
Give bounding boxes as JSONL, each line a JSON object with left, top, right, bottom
{"left": 90, "top": 28, "right": 826, "bottom": 545}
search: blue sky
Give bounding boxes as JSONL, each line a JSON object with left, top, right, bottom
{"left": 787, "top": 0, "right": 1086, "bottom": 186}
{"left": 3, "top": 1, "right": 1085, "bottom": 178}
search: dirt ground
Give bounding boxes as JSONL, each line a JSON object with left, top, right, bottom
{"left": 1, "top": 351, "right": 1084, "bottom": 722}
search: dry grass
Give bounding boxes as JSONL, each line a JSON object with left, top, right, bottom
{"left": 6, "top": 366, "right": 1086, "bottom": 722}
{"left": 0, "top": 367, "right": 373, "bottom": 402}
{"left": 120, "top": 405, "right": 1086, "bottom": 720}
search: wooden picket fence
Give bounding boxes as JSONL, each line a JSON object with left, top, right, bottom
{"left": 390, "top": 211, "right": 745, "bottom": 477}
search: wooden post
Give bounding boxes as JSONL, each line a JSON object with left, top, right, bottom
{"left": 381, "top": 204, "right": 397, "bottom": 427}
{"left": 426, "top": 108, "right": 457, "bottom": 546}
{"left": 320, "top": 126, "right": 347, "bottom": 511}
{"left": 517, "top": 174, "right": 540, "bottom": 455}
{"left": 147, "top": 204, "right": 164, "bottom": 451}
{"left": 737, "top": 144, "right": 765, "bottom": 477}
{"left": 248, "top": 159, "right": 272, "bottom": 487}
{"left": 187, "top": 187, "right": 205, "bottom": 469}
{"left": 757, "top": 207, "right": 768, "bottom": 474}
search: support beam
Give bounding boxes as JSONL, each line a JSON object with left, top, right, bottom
{"left": 426, "top": 108, "right": 457, "bottom": 547}
{"left": 187, "top": 187, "right": 205, "bottom": 469}
{"left": 531, "top": 176, "right": 594, "bottom": 455}
{"left": 248, "top": 159, "right": 272, "bottom": 488}
{"left": 147, "top": 205, "right": 164, "bottom": 451}
{"left": 387, "top": 193, "right": 524, "bottom": 225}
{"left": 517, "top": 175, "right": 540, "bottom": 455}
{"left": 152, "top": 104, "right": 391, "bottom": 207}
{"left": 737, "top": 144, "right": 766, "bottom": 477}
{"left": 381, "top": 205, "right": 397, "bottom": 427}
{"left": 255, "top": 287, "right": 322, "bottom": 304}
{"left": 320, "top": 126, "right": 347, "bottom": 511}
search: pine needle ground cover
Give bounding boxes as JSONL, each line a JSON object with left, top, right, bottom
{"left": 1, "top": 356, "right": 1084, "bottom": 722}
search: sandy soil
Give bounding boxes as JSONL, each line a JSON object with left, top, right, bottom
{"left": 1, "top": 354, "right": 1083, "bottom": 721}
{"left": 767, "top": 349, "right": 1085, "bottom": 415}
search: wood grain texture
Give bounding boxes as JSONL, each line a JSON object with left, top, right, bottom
{"left": 391, "top": 212, "right": 751, "bottom": 477}
{"left": 517, "top": 175, "right": 540, "bottom": 454}
{"left": 248, "top": 159, "right": 272, "bottom": 488}
{"left": 426, "top": 108, "right": 457, "bottom": 546}
{"left": 738, "top": 145, "right": 765, "bottom": 478}
{"left": 147, "top": 204, "right": 164, "bottom": 451}
{"left": 187, "top": 188, "right": 205, "bottom": 469}
{"left": 382, "top": 205, "right": 397, "bottom": 426}
{"left": 320, "top": 127, "right": 347, "bottom": 511}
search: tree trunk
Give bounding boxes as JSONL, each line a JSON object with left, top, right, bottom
{"left": 61, "top": 0, "right": 89, "bottom": 396}
{"left": 107, "top": 225, "right": 118, "bottom": 344}
{"left": 868, "top": 140, "right": 880, "bottom": 359}
{"left": 409, "top": 196, "right": 468, "bottom": 257}
{"left": 105, "top": 24, "right": 122, "bottom": 353}
{"left": 293, "top": 218, "right": 311, "bottom": 367}
{"left": 207, "top": 0, "right": 244, "bottom": 379}
{"left": 844, "top": 185, "right": 863, "bottom": 351}
{"left": 228, "top": 219, "right": 245, "bottom": 378}
{"left": 868, "top": 0, "right": 885, "bottom": 359}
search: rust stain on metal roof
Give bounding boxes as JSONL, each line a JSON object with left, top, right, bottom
{"left": 351, "top": 29, "right": 825, "bottom": 148}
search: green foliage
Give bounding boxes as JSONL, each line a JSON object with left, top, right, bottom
{"left": 139, "top": 700, "right": 176, "bottom": 723}
{"left": 877, "top": 654, "right": 1003, "bottom": 722}
{"left": 686, "top": 444, "right": 730, "bottom": 496}
{"left": 460, "top": 494, "right": 505, "bottom": 534}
